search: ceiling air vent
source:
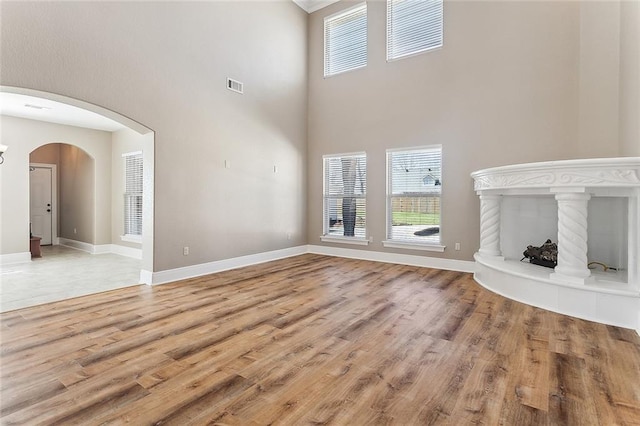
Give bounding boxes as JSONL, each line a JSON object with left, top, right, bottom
{"left": 226, "top": 78, "right": 243, "bottom": 94}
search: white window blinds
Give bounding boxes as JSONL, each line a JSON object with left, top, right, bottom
{"left": 123, "top": 152, "right": 143, "bottom": 236}
{"left": 387, "top": 0, "right": 443, "bottom": 61}
{"left": 324, "top": 3, "right": 367, "bottom": 77}
{"left": 387, "top": 146, "right": 442, "bottom": 244}
{"left": 323, "top": 153, "right": 367, "bottom": 238}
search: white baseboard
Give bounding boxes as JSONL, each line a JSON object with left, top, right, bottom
{"left": 58, "top": 238, "right": 95, "bottom": 253}
{"left": 58, "top": 238, "right": 142, "bottom": 259}
{"left": 148, "top": 245, "right": 475, "bottom": 286}
{"left": 149, "top": 245, "right": 309, "bottom": 285}
{"left": 140, "top": 269, "right": 153, "bottom": 285}
{"left": 110, "top": 244, "right": 143, "bottom": 260}
{"left": 307, "top": 245, "right": 476, "bottom": 273}
{"left": 0, "top": 252, "right": 32, "bottom": 265}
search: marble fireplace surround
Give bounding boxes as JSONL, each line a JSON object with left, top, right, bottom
{"left": 471, "top": 157, "right": 640, "bottom": 331}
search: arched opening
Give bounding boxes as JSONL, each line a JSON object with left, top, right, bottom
{"left": 0, "top": 86, "right": 155, "bottom": 311}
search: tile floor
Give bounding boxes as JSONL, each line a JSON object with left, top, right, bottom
{"left": 0, "top": 245, "right": 142, "bottom": 312}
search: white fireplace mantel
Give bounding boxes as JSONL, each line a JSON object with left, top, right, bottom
{"left": 471, "top": 157, "right": 640, "bottom": 331}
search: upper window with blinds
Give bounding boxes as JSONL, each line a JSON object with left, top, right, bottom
{"left": 323, "top": 153, "right": 367, "bottom": 240}
{"left": 324, "top": 3, "right": 367, "bottom": 77}
{"left": 387, "top": 0, "right": 443, "bottom": 61}
{"left": 123, "top": 151, "right": 143, "bottom": 239}
{"left": 385, "top": 146, "right": 442, "bottom": 247}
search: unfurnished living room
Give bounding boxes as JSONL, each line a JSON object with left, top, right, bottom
{"left": 1, "top": 0, "right": 639, "bottom": 424}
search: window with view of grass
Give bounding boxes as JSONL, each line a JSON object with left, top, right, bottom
{"left": 386, "top": 146, "right": 442, "bottom": 247}
{"left": 323, "top": 153, "right": 367, "bottom": 241}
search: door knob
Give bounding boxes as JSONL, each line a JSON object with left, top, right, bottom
{"left": 47, "top": 209, "right": 51, "bottom": 212}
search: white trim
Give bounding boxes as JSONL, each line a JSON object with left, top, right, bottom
{"left": 93, "top": 244, "right": 113, "bottom": 255}
{"left": 122, "top": 150, "right": 143, "bottom": 157}
{"left": 148, "top": 245, "right": 309, "bottom": 285}
{"left": 382, "top": 240, "right": 446, "bottom": 252}
{"left": 320, "top": 236, "right": 371, "bottom": 246}
{"left": 307, "top": 244, "right": 475, "bottom": 273}
{"left": 58, "top": 238, "right": 141, "bottom": 259}
{"left": 59, "top": 238, "right": 96, "bottom": 254}
{"left": 140, "top": 269, "right": 153, "bottom": 285}
{"left": 29, "top": 162, "right": 58, "bottom": 246}
{"left": 386, "top": 144, "right": 442, "bottom": 154}
{"left": 147, "top": 244, "right": 473, "bottom": 286}
{"left": 0, "top": 252, "right": 32, "bottom": 265}
{"left": 111, "top": 244, "right": 142, "bottom": 260}
{"left": 322, "top": 151, "right": 367, "bottom": 160}
{"left": 121, "top": 234, "right": 142, "bottom": 244}
{"left": 292, "top": 0, "right": 340, "bottom": 14}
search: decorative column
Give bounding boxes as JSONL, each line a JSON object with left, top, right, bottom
{"left": 478, "top": 194, "right": 502, "bottom": 257}
{"left": 551, "top": 192, "right": 591, "bottom": 284}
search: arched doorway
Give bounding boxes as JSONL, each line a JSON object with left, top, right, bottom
{"left": 0, "top": 87, "right": 155, "bottom": 310}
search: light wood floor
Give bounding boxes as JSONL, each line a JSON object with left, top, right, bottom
{"left": 1, "top": 254, "right": 639, "bottom": 425}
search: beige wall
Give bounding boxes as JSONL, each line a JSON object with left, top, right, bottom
{"left": 0, "top": 1, "right": 308, "bottom": 271}
{"left": 577, "top": 1, "right": 621, "bottom": 158}
{"left": 619, "top": 0, "right": 640, "bottom": 157}
{"left": 30, "top": 144, "right": 61, "bottom": 165}
{"left": 111, "top": 128, "right": 145, "bottom": 249}
{"left": 0, "top": 116, "right": 111, "bottom": 254}
{"left": 308, "top": 0, "right": 587, "bottom": 260}
{"left": 59, "top": 144, "right": 95, "bottom": 243}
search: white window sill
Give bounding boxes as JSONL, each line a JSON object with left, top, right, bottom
{"left": 382, "top": 240, "right": 446, "bottom": 252}
{"left": 121, "top": 234, "right": 142, "bottom": 244}
{"left": 320, "top": 235, "right": 371, "bottom": 246}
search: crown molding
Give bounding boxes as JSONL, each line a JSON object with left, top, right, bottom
{"left": 292, "top": 0, "right": 340, "bottom": 14}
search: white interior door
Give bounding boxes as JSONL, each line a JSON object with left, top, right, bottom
{"left": 30, "top": 166, "right": 53, "bottom": 245}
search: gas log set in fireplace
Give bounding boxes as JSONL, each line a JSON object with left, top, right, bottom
{"left": 471, "top": 157, "right": 640, "bottom": 330}
{"left": 522, "top": 239, "right": 558, "bottom": 268}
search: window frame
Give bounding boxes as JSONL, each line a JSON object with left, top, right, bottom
{"left": 324, "top": 2, "right": 368, "bottom": 78}
{"left": 386, "top": 0, "right": 444, "bottom": 62}
{"left": 383, "top": 145, "right": 445, "bottom": 252}
{"left": 321, "top": 152, "right": 370, "bottom": 245}
{"left": 122, "top": 151, "right": 143, "bottom": 243}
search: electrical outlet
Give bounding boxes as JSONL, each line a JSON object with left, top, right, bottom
{"left": 286, "top": 232, "right": 292, "bottom": 240}
{"left": 455, "top": 242, "right": 461, "bottom": 251}
{"left": 274, "top": 165, "right": 278, "bottom": 173}
{"left": 183, "top": 246, "right": 190, "bottom": 256}
{"left": 74, "top": 228, "right": 77, "bottom": 234}
{"left": 225, "top": 160, "right": 231, "bottom": 169}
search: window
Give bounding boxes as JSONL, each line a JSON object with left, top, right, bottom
{"left": 323, "top": 153, "right": 367, "bottom": 242}
{"left": 387, "top": 0, "right": 443, "bottom": 61}
{"left": 385, "top": 146, "right": 443, "bottom": 250}
{"left": 123, "top": 151, "right": 143, "bottom": 239}
{"left": 324, "top": 3, "right": 367, "bottom": 77}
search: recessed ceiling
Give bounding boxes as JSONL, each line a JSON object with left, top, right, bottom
{"left": 0, "top": 92, "right": 124, "bottom": 132}
{"left": 292, "top": 0, "right": 340, "bottom": 14}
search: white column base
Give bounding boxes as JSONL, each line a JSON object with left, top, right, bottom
{"left": 478, "top": 249, "right": 503, "bottom": 258}
{"left": 550, "top": 271, "right": 588, "bottom": 285}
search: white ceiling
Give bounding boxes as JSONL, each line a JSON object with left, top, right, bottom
{"left": 292, "top": 0, "right": 340, "bottom": 14}
{"left": 0, "top": 92, "right": 124, "bottom": 132}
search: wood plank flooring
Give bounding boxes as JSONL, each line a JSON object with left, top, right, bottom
{"left": 1, "top": 254, "right": 639, "bottom": 425}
